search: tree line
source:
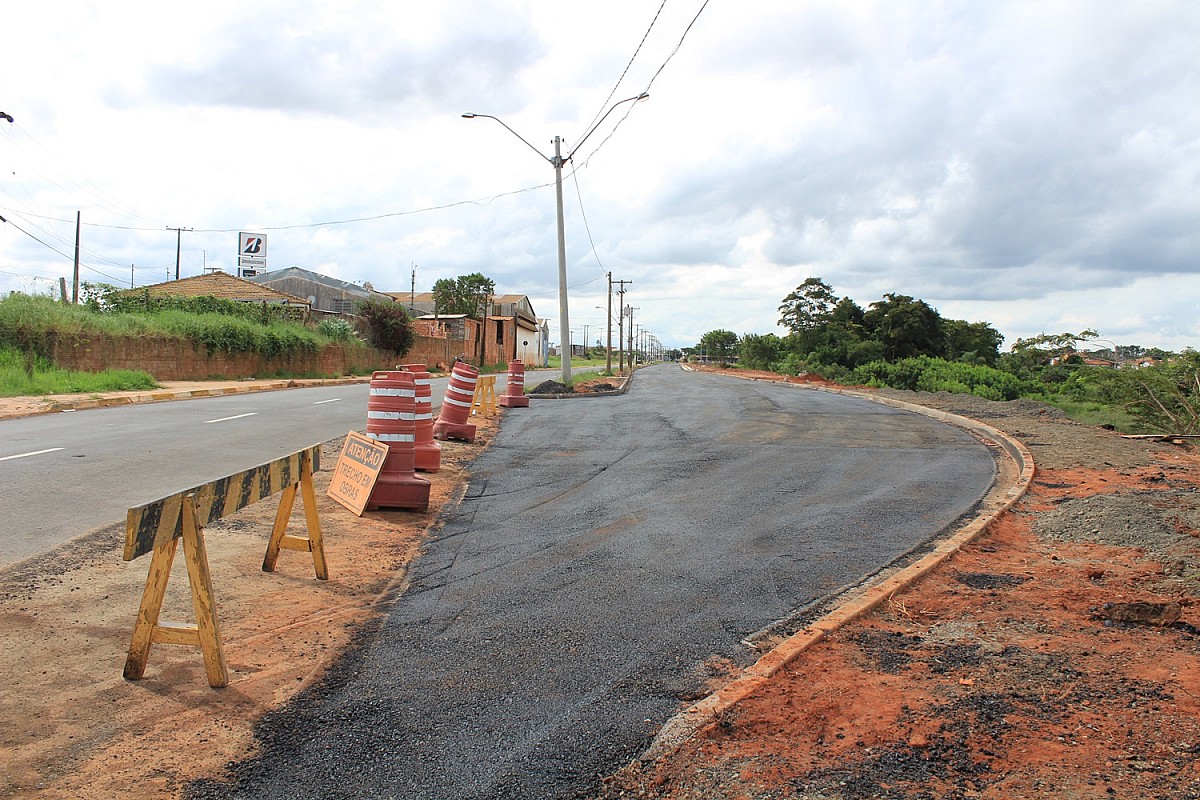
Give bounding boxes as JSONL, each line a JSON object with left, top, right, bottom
{"left": 690, "top": 278, "right": 1197, "bottom": 434}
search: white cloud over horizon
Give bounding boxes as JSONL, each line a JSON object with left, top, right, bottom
{"left": 3, "top": 0, "right": 1199, "bottom": 352}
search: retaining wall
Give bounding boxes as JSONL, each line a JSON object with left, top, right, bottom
{"left": 45, "top": 333, "right": 447, "bottom": 381}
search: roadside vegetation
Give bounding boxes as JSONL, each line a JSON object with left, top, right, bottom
{"left": 690, "top": 277, "right": 1195, "bottom": 435}
{"left": 0, "top": 346, "right": 157, "bottom": 397}
{"left": 0, "top": 286, "right": 411, "bottom": 397}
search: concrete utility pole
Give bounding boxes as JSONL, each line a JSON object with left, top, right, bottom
{"left": 167, "top": 226, "right": 192, "bottom": 280}
{"left": 72, "top": 211, "right": 80, "bottom": 304}
{"left": 605, "top": 273, "right": 613, "bottom": 373}
{"left": 615, "top": 279, "right": 632, "bottom": 372}
{"left": 462, "top": 93, "right": 648, "bottom": 386}
{"left": 628, "top": 307, "right": 638, "bottom": 368}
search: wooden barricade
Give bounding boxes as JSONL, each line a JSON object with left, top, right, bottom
{"left": 122, "top": 444, "right": 324, "bottom": 688}
{"left": 471, "top": 374, "right": 498, "bottom": 417}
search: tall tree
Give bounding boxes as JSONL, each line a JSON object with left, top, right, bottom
{"left": 431, "top": 273, "right": 496, "bottom": 319}
{"left": 943, "top": 319, "right": 1003, "bottom": 366}
{"left": 778, "top": 277, "right": 837, "bottom": 335}
{"left": 698, "top": 329, "right": 739, "bottom": 363}
{"left": 862, "top": 293, "right": 945, "bottom": 361}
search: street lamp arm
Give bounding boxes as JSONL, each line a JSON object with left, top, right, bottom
{"left": 567, "top": 93, "right": 649, "bottom": 161}
{"left": 461, "top": 113, "right": 551, "bottom": 165}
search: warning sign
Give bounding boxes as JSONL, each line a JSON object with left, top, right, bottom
{"left": 327, "top": 432, "right": 388, "bottom": 516}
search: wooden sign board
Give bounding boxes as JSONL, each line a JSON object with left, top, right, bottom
{"left": 327, "top": 431, "right": 388, "bottom": 516}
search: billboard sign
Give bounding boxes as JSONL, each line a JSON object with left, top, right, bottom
{"left": 238, "top": 232, "right": 267, "bottom": 276}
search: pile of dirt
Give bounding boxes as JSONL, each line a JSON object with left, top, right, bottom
{"left": 603, "top": 365, "right": 1200, "bottom": 800}
{"left": 531, "top": 379, "right": 571, "bottom": 394}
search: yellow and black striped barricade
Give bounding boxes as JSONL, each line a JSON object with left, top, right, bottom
{"left": 122, "top": 444, "right": 324, "bottom": 688}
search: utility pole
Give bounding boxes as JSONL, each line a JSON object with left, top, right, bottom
{"left": 615, "top": 279, "right": 632, "bottom": 373}
{"left": 628, "top": 307, "right": 639, "bottom": 368}
{"left": 166, "top": 226, "right": 192, "bottom": 280}
{"left": 72, "top": 211, "right": 80, "bottom": 303}
{"left": 605, "top": 273, "right": 613, "bottom": 373}
{"left": 410, "top": 264, "right": 416, "bottom": 311}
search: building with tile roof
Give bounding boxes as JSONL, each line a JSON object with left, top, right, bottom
{"left": 124, "top": 271, "right": 311, "bottom": 309}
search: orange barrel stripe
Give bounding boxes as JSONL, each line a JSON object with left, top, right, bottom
{"left": 498, "top": 359, "right": 529, "bottom": 408}
{"left": 401, "top": 363, "right": 442, "bottom": 472}
{"left": 364, "top": 370, "right": 430, "bottom": 511}
{"left": 433, "top": 361, "right": 479, "bottom": 443}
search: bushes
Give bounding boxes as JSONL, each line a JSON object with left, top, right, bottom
{"left": 851, "top": 356, "right": 1028, "bottom": 400}
{"left": 316, "top": 317, "right": 356, "bottom": 342}
{"left": 356, "top": 299, "right": 415, "bottom": 355}
{"left": 0, "top": 291, "right": 362, "bottom": 363}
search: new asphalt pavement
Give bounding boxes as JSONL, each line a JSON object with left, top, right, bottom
{"left": 187, "top": 364, "right": 997, "bottom": 799}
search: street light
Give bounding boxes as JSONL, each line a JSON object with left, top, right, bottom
{"left": 462, "top": 92, "right": 648, "bottom": 385}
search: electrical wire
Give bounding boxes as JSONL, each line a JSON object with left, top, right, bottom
{"left": 0, "top": 215, "right": 126, "bottom": 283}
{"left": 575, "top": 0, "right": 669, "bottom": 146}
{"left": 576, "top": 0, "right": 713, "bottom": 168}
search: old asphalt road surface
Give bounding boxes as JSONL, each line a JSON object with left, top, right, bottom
{"left": 188, "top": 364, "right": 997, "bottom": 800}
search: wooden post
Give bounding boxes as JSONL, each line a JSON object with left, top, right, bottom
{"left": 180, "top": 495, "right": 229, "bottom": 688}
{"left": 123, "top": 498, "right": 182, "bottom": 682}
{"left": 123, "top": 494, "right": 229, "bottom": 688}
{"left": 262, "top": 450, "right": 328, "bottom": 579}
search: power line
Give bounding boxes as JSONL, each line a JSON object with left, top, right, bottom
{"left": 575, "top": 0, "right": 669, "bottom": 146}
{"left": 0, "top": 213, "right": 126, "bottom": 284}
{"left": 576, "top": 0, "right": 713, "bottom": 168}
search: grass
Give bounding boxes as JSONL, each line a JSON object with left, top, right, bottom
{"left": 547, "top": 354, "right": 612, "bottom": 369}
{"left": 1044, "top": 397, "right": 1149, "bottom": 434}
{"left": 0, "top": 346, "right": 157, "bottom": 397}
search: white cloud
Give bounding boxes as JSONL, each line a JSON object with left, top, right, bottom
{"left": 2, "top": 0, "right": 1199, "bottom": 351}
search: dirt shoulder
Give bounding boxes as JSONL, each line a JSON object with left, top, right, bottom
{"left": 0, "top": 414, "right": 498, "bottom": 800}
{"left": 603, "top": 366, "right": 1200, "bottom": 799}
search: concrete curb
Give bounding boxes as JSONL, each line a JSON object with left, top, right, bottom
{"left": 25, "top": 377, "right": 372, "bottom": 417}
{"left": 641, "top": 367, "right": 1035, "bottom": 763}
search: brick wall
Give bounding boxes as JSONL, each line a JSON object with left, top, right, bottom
{"left": 45, "top": 333, "right": 457, "bottom": 381}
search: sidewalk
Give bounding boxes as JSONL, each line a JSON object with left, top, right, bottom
{"left": 0, "top": 376, "right": 372, "bottom": 421}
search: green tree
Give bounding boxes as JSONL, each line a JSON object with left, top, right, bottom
{"left": 431, "top": 273, "right": 496, "bottom": 319}
{"left": 739, "top": 333, "right": 783, "bottom": 370}
{"left": 862, "top": 293, "right": 945, "bottom": 360}
{"left": 698, "top": 329, "right": 739, "bottom": 364}
{"left": 1087, "top": 351, "right": 1200, "bottom": 433}
{"left": 943, "top": 319, "right": 1003, "bottom": 366}
{"left": 1008, "top": 329, "right": 1099, "bottom": 366}
{"left": 778, "top": 277, "right": 837, "bottom": 335}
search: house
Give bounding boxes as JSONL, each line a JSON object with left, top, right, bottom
{"left": 123, "top": 271, "right": 311, "bottom": 314}
{"left": 383, "top": 290, "right": 546, "bottom": 367}
{"left": 246, "top": 266, "right": 394, "bottom": 316}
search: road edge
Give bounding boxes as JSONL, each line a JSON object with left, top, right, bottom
{"left": 641, "top": 367, "right": 1035, "bottom": 763}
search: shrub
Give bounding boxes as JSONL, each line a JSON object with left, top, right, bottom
{"left": 850, "top": 356, "right": 1028, "bottom": 400}
{"left": 357, "top": 299, "right": 415, "bottom": 354}
{"left": 317, "top": 318, "right": 356, "bottom": 342}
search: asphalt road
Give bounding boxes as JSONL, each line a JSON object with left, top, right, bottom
{"left": 188, "top": 364, "right": 997, "bottom": 800}
{"left": 0, "top": 368, "right": 568, "bottom": 566}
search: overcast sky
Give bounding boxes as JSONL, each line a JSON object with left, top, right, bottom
{"left": 2, "top": 1, "right": 1198, "bottom": 352}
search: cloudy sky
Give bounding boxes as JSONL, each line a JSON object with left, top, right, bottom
{"left": 2, "top": 1, "right": 1198, "bottom": 352}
